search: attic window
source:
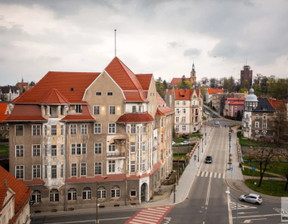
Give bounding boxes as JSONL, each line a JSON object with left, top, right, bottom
{"left": 107, "top": 92, "right": 113, "bottom": 96}
{"left": 70, "top": 88, "right": 74, "bottom": 92}
{"left": 180, "top": 95, "right": 185, "bottom": 97}
{"left": 96, "top": 92, "right": 101, "bottom": 96}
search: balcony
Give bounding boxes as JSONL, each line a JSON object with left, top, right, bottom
{"left": 107, "top": 151, "right": 125, "bottom": 158}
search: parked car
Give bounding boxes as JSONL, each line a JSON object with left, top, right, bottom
{"left": 172, "top": 141, "right": 176, "bottom": 146}
{"left": 215, "top": 120, "right": 220, "bottom": 125}
{"left": 239, "top": 193, "right": 263, "bottom": 205}
{"left": 180, "top": 140, "right": 190, "bottom": 145}
{"left": 205, "top": 156, "right": 212, "bottom": 164}
{"left": 182, "top": 134, "right": 189, "bottom": 139}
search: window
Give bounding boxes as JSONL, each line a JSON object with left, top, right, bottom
{"left": 32, "top": 125, "right": 41, "bottom": 136}
{"left": 51, "top": 125, "right": 57, "bottom": 135}
{"left": 81, "top": 124, "right": 88, "bottom": 135}
{"left": 71, "top": 144, "right": 76, "bottom": 155}
{"left": 111, "top": 186, "right": 120, "bottom": 198}
{"left": 141, "top": 160, "right": 146, "bottom": 171}
{"left": 108, "top": 160, "right": 115, "bottom": 173}
{"left": 15, "top": 125, "right": 24, "bottom": 136}
{"left": 176, "top": 101, "right": 179, "bottom": 105}
{"left": 76, "top": 105, "right": 82, "bottom": 113}
{"left": 61, "top": 125, "right": 64, "bottom": 135}
{"left": 182, "top": 117, "right": 186, "bottom": 123}
{"left": 51, "top": 165, "right": 57, "bottom": 179}
{"left": 71, "top": 143, "right": 86, "bottom": 155}
{"left": 44, "top": 125, "right": 48, "bottom": 136}
{"left": 176, "top": 125, "right": 179, "bottom": 132}
{"left": 96, "top": 92, "right": 101, "bottom": 96}
{"left": 71, "top": 163, "right": 77, "bottom": 176}
{"left": 182, "top": 125, "right": 186, "bottom": 131}
{"left": 263, "top": 114, "right": 267, "bottom": 120}
{"left": 68, "top": 188, "right": 77, "bottom": 201}
{"left": 70, "top": 124, "right": 77, "bottom": 135}
{"left": 80, "top": 163, "right": 87, "bottom": 176}
{"left": 176, "top": 109, "right": 180, "bottom": 114}
{"left": 262, "top": 122, "right": 267, "bottom": 128}
{"left": 97, "top": 187, "right": 106, "bottom": 199}
{"left": 130, "top": 142, "right": 136, "bottom": 153}
{"left": 132, "top": 106, "right": 136, "bottom": 113}
{"left": 61, "top": 164, "right": 64, "bottom": 177}
{"left": 50, "top": 189, "right": 59, "bottom": 202}
{"left": 51, "top": 145, "right": 57, "bottom": 156}
{"left": 183, "top": 101, "right": 186, "bottom": 105}
{"left": 94, "top": 123, "right": 101, "bottom": 134}
{"left": 108, "top": 143, "right": 115, "bottom": 152}
{"left": 16, "top": 145, "right": 24, "bottom": 157}
{"left": 94, "top": 105, "right": 100, "bottom": 115}
{"left": 107, "top": 92, "right": 113, "bottom": 96}
{"left": 15, "top": 165, "right": 24, "bottom": 179}
{"left": 33, "top": 165, "right": 41, "bottom": 178}
{"left": 130, "top": 161, "right": 135, "bottom": 173}
{"left": 255, "top": 122, "right": 259, "bottom": 128}
{"left": 142, "top": 125, "right": 146, "bottom": 133}
{"left": 108, "top": 123, "right": 116, "bottom": 134}
{"left": 182, "top": 108, "right": 186, "bottom": 114}
{"left": 142, "top": 142, "right": 146, "bottom": 151}
{"left": 94, "top": 143, "right": 102, "bottom": 154}
{"left": 95, "top": 162, "right": 102, "bottom": 175}
{"left": 109, "top": 106, "right": 116, "bottom": 115}
{"left": 31, "top": 190, "right": 41, "bottom": 203}
{"left": 130, "top": 190, "right": 137, "bottom": 197}
{"left": 61, "top": 144, "right": 64, "bottom": 155}
{"left": 32, "top": 145, "right": 41, "bottom": 156}
{"left": 44, "top": 165, "right": 47, "bottom": 178}
{"left": 176, "top": 117, "right": 179, "bottom": 123}
{"left": 131, "top": 124, "right": 136, "bottom": 134}
{"left": 82, "top": 143, "right": 87, "bottom": 154}
{"left": 82, "top": 187, "right": 91, "bottom": 200}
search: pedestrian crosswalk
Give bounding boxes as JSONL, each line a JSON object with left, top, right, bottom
{"left": 230, "top": 201, "right": 257, "bottom": 210}
{"left": 196, "top": 170, "right": 225, "bottom": 179}
{"left": 125, "top": 206, "right": 173, "bottom": 224}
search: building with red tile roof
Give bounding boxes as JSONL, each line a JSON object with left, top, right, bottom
{"left": 5, "top": 57, "right": 174, "bottom": 212}
{"left": 0, "top": 102, "right": 10, "bottom": 140}
{"left": 223, "top": 98, "right": 245, "bottom": 118}
{"left": 0, "top": 166, "right": 31, "bottom": 224}
{"left": 205, "top": 88, "right": 224, "bottom": 104}
{"left": 165, "top": 88, "right": 203, "bottom": 134}
{"left": 170, "top": 63, "right": 197, "bottom": 87}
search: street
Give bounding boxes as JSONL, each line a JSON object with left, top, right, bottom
{"left": 31, "top": 120, "right": 283, "bottom": 224}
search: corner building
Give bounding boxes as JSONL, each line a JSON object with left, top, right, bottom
{"left": 5, "top": 57, "right": 174, "bottom": 212}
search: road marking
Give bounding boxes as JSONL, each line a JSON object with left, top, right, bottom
{"left": 230, "top": 201, "right": 257, "bottom": 210}
{"left": 227, "top": 187, "right": 233, "bottom": 224}
{"left": 243, "top": 218, "right": 267, "bottom": 223}
{"left": 46, "top": 216, "right": 131, "bottom": 224}
{"left": 235, "top": 213, "right": 281, "bottom": 219}
{"left": 198, "top": 171, "right": 224, "bottom": 179}
{"left": 205, "top": 171, "right": 208, "bottom": 177}
{"left": 205, "top": 175, "right": 212, "bottom": 206}
{"left": 214, "top": 172, "right": 217, "bottom": 178}
{"left": 218, "top": 173, "right": 221, "bottom": 178}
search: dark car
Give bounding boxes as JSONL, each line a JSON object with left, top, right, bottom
{"left": 205, "top": 156, "right": 212, "bottom": 164}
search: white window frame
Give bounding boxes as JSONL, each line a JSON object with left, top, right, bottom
{"left": 95, "top": 162, "right": 102, "bottom": 175}
{"left": 93, "top": 105, "right": 100, "bottom": 115}
{"left": 15, "top": 165, "right": 24, "bottom": 179}
{"left": 32, "top": 124, "right": 41, "bottom": 136}
{"left": 32, "top": 144, "right": 41, "bottom": 157}
{"left": 32, "top": 164, "right": 41, "bottom": 179}
{"left": 94, "top": 123, "right": 102, "bottom": 134}
{"left": 81, "top": 124, "right": 88, "bottom": 135}
{"left": 109, "top": 105, "right": 116, "bottom": 115}
{"left": 70, "top": 124, "right": 77, "bottom": 135}
{"left": 94, "top": 143, "right": 102, "bottom": 154}
{"left": 15, "top": 125, "right": 24, "bottom": 136}
{"left": 108, "top": 123, "right": 116, "bottom": 134}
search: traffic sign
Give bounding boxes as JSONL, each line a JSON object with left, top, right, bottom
{"left": 230, "top": 167, "right": 233, "bottom": 171}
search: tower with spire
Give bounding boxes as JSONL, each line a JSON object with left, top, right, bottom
{"left": 190, "top": 63, "right": 196, "bottom": 86}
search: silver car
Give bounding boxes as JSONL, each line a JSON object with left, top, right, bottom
{"left": 239, "top": 193, "right": 263, "bottom": 205}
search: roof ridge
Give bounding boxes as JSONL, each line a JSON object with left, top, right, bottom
{"left": 41, "top": 88, "right": 70, "bottom": 104}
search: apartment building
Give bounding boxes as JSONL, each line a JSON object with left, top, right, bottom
{"left": 5, "top": 57, "right": 174, "bottom": 212}
{"left": 166, "top": 89, "right": 203, "bottom": 134}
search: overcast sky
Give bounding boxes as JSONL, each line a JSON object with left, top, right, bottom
{"left": 0, "top": 0, "right": 287, "bottom": 85}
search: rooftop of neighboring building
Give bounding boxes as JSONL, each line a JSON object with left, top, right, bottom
{"left": 207, "top": 88, "right": 224, "bottom": 94}
{"left": 171, "top": 77, "right": 190, "bottom": 86}
{"left": 173, "top": 89, "right": 201, "bottom": 100}
{"left": 268, "top": 99, "right": 286, "bottom": 110}
{"left": 245, "top": 88, "right": 258, "bottom": 102}
{"left": 0, "top": 102, "right": 9, "bottom": 123}
{"left": 253, "top": 98, "right": 275, "bottom": 113}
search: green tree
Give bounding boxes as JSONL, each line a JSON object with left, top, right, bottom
{"left": 155, "top": 78, "right": 166, "bottom": 98}
{"left": 176, "top": 76, "right": 192, "bottom": 89}
{"left": 268, "top": 78, "right": 288, "bottom": 99}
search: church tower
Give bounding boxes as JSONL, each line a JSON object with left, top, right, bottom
{"left": 190, "top": 63, "right": 196, "bottom": 86}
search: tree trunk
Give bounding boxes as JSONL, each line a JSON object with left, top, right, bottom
{"left": 285, "top": 180, "right": 288, "bottom": 191}
{"left": 258, "top": 173, "right": 264, "bottom": 187}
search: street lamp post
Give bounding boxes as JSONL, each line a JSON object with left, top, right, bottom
{"left": 226, "top": 190, "right": 238, "bottom": 224}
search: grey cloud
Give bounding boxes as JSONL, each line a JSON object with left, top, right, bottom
{"left": 184, "top": 48, "right": 201, "bottom": 57}
{"left": 168, "top": 41, "right": 181, "bottom": 48}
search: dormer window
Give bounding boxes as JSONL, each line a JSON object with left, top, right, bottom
{"left": 132, "top": 106, "right": 136, "bottom": 113}
{"left": 70, "top": 88, "right": 74, "bottom": 92}
{"left": 76, "top": 105, "right": 82, "bottom": 113}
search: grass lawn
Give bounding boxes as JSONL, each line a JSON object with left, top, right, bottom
{"left": 173, "top": 153, "right": 187, "bottom": 160}
{"left": 245, "top": 179, "right": 288, "bottom": 197}
{"left": 242, "top": 167, "right": 279, "bottom": 177}
{"left": 189, "top": 133, "right": 203, "bottom": 138}
{"left": 244, "top": 161, "right": 288, "bottom": 176}
{"left": 0, "top": 145, "right": 9, "bottom": 155}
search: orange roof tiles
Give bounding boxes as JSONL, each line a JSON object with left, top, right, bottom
{"left": 207, "top": 88, "right": 224, "bottom": 94}
{"left": 0, "top": 166, "right": 31, "bottom": 217}
{"left": 41, "top": 88, "right": 69, "bottom": 104}
{"left": 156, "top": 93, "right": 174, "bottom": 116}
{"left": 268, "top": 99, "right": 285, "bottom": 110}
{"left": 117, "top": 113, "right": 154, "bottom": 123}
{"left": 0, "top": 102, "right": 9, "bottom": 123}
{"left": 136, "top": 74, "right": 153, "bottom": 90}
{"left": 105, "top": 57, "right": 146, "bottom": 102}
{"left": 13, "top": 72, "right": 100, "bottom": 104}
{"left": 174, "top": 89, "right": 200, "bottom": 100}
{"left": 5, "top": 105, "right": 45, "bottom": 122}
{"left": 227, "top": 98, "right": 245, "bottom": 101}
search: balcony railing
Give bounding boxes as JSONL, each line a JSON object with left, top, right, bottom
{"left": 107, "top": 152, "right": 125, "bottom": 157}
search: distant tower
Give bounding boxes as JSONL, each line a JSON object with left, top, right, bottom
{"left": 190, "top": 63, "right": 196, "bottom": 86}
{"left": 240, "top": 65, "right": 253, "bottom": 89}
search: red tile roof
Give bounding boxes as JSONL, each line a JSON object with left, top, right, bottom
{"left": 0, "top": 102, "right": 9, "bottom": 123}
{"left": 13, "top": 72, "right": 100, "bottom": 104}
{"left": 0, "top": 185, "right": 8, "bottom": 210}
{"left": 230, "top": 101, "right": 244, "bottom": 105}
{"left": 5, "top": 105, "right": 45, "bottom": 122}
{"left": 171, "top": 78, "right": 190, "bottom": 85}
{"left": 227, "top": 98, "right": 245, "bottom": 101}
{"left": 117, "top": 113, "right": 154, "bottom": 123}
{"left": 41, "top": 88, "right": 69, "bottom": 104}
{"left": 136, "top": 74, "right": 153, "bottom": 90}
{"left": 62, "top": 105, "right": 94, "bottom": 121}
{"left": 0, "top": 166, "right": 31, "bottom": 217}
{"left": 207, "top": 88, "right": 224, "bottom": 94}
{"left": 16, "top": 82, "right": 29, "bottom": 89}
{"left": 105, "top": 57, "right": 146, "bottom": 102}
{"left": 174, "top": 89, "right": 200, "bottom": 100}
{"left": 268, "top": 99, "right": 285, "bottom": 110}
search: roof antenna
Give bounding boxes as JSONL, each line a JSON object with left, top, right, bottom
{"left": 114, "top": 29, "right": 117, "bottom": 57}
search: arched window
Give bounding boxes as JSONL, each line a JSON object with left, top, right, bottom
{"left": 68, "top": 188, "right": 77, "bottom": 201}
{"left": 111, "top": 186, "right": 120, "bottom": 198}
{"left": 82, "top": 187, "right": 91, "bottom": 200}
{"left": 97, "top": 186, "right": 106, "bottom": 199}
{"left": 50, "top": 189, "right": 59, "bottom": 202}
{"left": 31, "top": 190, "right": 41, "bottom": 203}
